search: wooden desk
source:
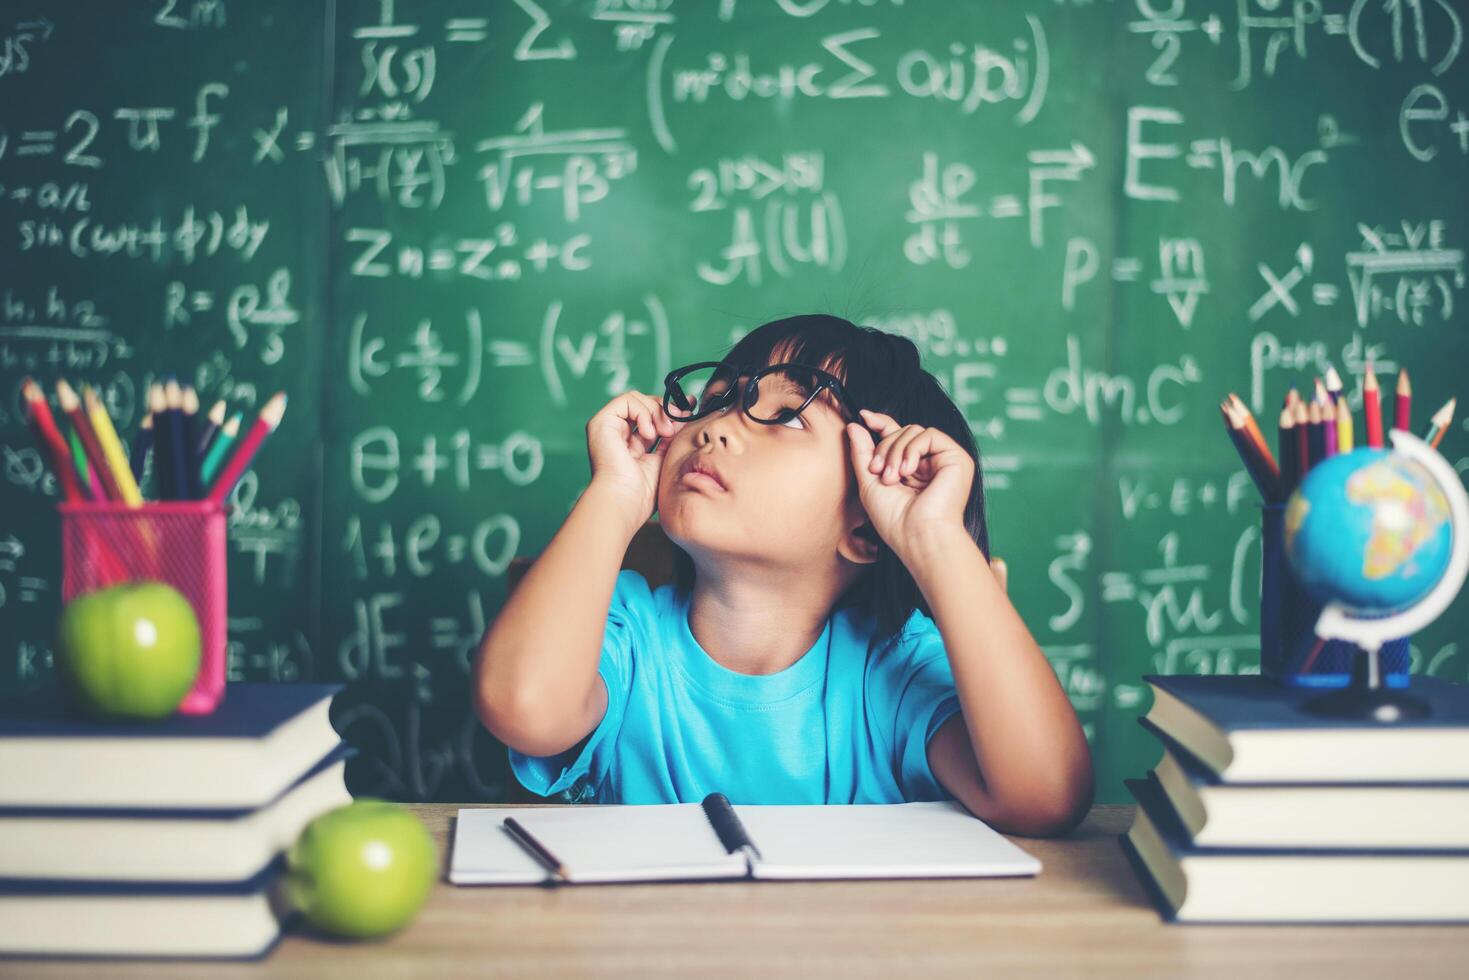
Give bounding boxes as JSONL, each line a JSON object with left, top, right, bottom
{"left": 11, "top": 804, "right": 1468, "bottom": 978}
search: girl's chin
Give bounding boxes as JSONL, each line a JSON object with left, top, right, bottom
{"left": 658, "top": 511, "right": 730, "bottom": 550}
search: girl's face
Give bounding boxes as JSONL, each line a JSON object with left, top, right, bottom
{"left": 657, "top": 354, "right": 870, "bottom": 576}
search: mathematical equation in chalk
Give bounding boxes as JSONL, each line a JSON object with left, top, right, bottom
{"left": 345, "top": 300, "right": 673, "bottom": 408}
{"left": 1062, "top": 220, "right": 1465, "bottom": 334}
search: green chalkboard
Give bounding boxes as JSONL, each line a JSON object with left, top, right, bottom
{"left": 0, "top": 6, "right": 326, "bottom": 693}
{"left": 2, "top": 1, "right": 1467, "bottom": 807}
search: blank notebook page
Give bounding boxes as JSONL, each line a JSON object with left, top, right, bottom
{"left": 732, "top": 801, "right": 1042, "bottom": 879}
{"left": 500, "top": 803, "right": 749, "bottom": 883}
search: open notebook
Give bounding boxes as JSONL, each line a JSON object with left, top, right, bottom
{"left": 449, "top": 794, "right": 1041, "bottom": 885}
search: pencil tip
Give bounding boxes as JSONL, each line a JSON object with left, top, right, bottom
{"left": 262, "top": 392, "right": 288, "bottom": 426}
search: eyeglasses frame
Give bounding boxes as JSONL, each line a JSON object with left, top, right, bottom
{"left": 661, "top": 360, "right": 870, "bottom": 432}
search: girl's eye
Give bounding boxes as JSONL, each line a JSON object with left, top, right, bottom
{"left": 778, "top": 408, "right": 806, "bottom": 430}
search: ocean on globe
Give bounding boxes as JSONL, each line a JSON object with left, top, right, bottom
{"left": 1284, "top": 448, "right": 1454, "bottom": 615}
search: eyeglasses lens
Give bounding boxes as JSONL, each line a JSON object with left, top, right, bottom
{"left": 667, "top": 364, "right": 820, "bottom": 422}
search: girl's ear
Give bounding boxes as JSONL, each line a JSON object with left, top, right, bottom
{"left": 839, "top": 521, "right": 882, "bottom": 565}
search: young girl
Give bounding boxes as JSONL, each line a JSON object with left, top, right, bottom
{"left": 475, "top": 314, "right": 1093, "bottom": 836}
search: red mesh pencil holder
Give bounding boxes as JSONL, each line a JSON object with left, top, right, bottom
{"left": 58, "top": 501, "right": 229, "bottom": 715}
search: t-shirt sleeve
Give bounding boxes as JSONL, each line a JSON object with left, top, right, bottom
{"left": 869, "top": 618, "right": 963, "bottom": 802}
{"left": 506, "top": 569, "right": 648, "bottom": 801}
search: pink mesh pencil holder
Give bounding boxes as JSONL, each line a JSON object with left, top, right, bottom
{"left": 58, "top": 501, "right": 228, "bottom": 715}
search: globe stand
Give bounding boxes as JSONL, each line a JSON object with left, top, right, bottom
{"left": 1300, "top": 642, "right": 1430, "bottom": 722}
{"left": 1297, "top": 430, "right": 1469, "bottom": 723}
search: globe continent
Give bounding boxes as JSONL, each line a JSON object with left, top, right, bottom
{"left": 1284, "top": 449, "right": 1452, "bottom": 614}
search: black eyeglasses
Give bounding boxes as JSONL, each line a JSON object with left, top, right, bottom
{"left": 661, "top": 360, "right": 866, "bottom": 430}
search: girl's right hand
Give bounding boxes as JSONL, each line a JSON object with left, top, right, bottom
{"left": 585, "top": 390, "right": 685, "bottom": 523}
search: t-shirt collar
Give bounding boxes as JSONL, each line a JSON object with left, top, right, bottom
{"left": 673, "top": 591, "right": 832, "bottom": 704}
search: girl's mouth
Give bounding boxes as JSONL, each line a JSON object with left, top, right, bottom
{"left": 679, "top": 456, "right": 728, "bottom": 491}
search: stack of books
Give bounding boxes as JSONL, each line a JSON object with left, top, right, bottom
{"left": 1122, "top": 673, "right": 1469, "bottom": 923}
{"left": 0, "top": 682, "right": 347, "bottom": 959}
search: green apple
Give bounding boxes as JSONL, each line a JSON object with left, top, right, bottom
{"left": 285, "top": 799, "right": 437, "bottom": 939}
{"left": 57, "top": 580, "right": 201, "bottom": 720}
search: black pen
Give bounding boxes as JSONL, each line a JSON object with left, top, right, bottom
{"left": 502, "top": 817, "right": 569, "bottom": 883}
{"left": 701, "top": 792, "right": 762, "bottom": 864}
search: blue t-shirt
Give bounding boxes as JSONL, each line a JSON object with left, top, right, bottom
{"left": 508, "top": 570, "right": 964, "bottom": 805}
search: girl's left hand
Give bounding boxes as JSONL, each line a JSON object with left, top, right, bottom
{"left": 846, "top": 408, "right": 975, "bottom": 552}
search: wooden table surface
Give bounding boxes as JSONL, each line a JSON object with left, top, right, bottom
{"left": 5, "top": 803, "right": 1467, "bottom": 979}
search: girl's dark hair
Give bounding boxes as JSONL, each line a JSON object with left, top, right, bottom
{"left": 668, "top": 313, "right": 990, "bottom": 649}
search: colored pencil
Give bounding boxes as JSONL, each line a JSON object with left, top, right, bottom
{"left": 1313, "top": 377, "right": 1330, "bottom": 405}
{"left": 131, "top": 411, "right": 152, "bottom": 483}
{"left": 206, "top": 393, "right": 286, "bottom": 503}
{"left": 82, "top": 385, "right": 143, "bottom": 506}
{"left": 1220, "top": 400, "right": 1277, "bottom": 500}
{"left": 200, "top": 412, "right": 243, "bottom": 488}
{"left": 181, "top": 384, "right": 200, "bottom": 453}
{"left": 70, "top": 415, "right": 137, "bottom": 582}
{"left": 1218, "top": 400, "right": 1265, "bottom": 500}
{"left": 55, "top": 379, "right": 120, "bottom": 501}
{"left": 69, "top": 427, "right": 101, "bottom": 501}
{"left": 181, "top": 384, "right": 204, "bottom": 498}
{"left": 1364, "top": 358, "right": 1384, "bottom": 449}
{"left": 1307, "top": 400, "right": 1325, "bottom": 469}
{"left": 1335, "top": 393, "right": 1353, "bottom": 454}
{"left": 1324, "top": 365, "right": 1343, "bottom": 404}
{"left": 1278, "top": 405, "right": 1298, "bottom": 497}
{"left": 1323, "top": 397, "right": 1338, "bottom": 458}
{"left": 163, "top": 378, "right": 191, "bottom": 499}
{"left": 1394, "top": 368, "right": 1412, "bottom": 432}
{"left": 1226, "top": 394, "right": 1280, "bottom": 485}
{"left": 147, "top": 383, "right": 175, "bottom": 500}
{"left": 20, "top": 379, "right": 84, "bottom": 502}
{"left": 1293, "top": 398, "right": 1311, "bottom": 475}
{"left": 196, "top": 399, "right": 226, "bottom": 458}
{"left": 1424, "top": 398, "right": 1456, "bottom": 451}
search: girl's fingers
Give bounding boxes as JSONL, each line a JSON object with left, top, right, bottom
{"left": 870, "top": 432, "right": 899, "bottom": 472}
{"left": 654, "top": 398, "right": 686, "bottom": 436}
{"left": 872, "top": 425, "right": 919, "bottom": 479}
{"left": 626, "top": 398, "right": 660, "bottom": 447}
{"left": 858, "top": 410, "right": 893, "bottom": 471}
{"left": 859, "top": 408, "right": 901, "bottom": 438}
{"left": 627, "top": 393, "right": 681, "bottom": 440}
{"left": 846, "top": 422, "right": 877, "bottom": 473}
{"left": 881, "top": 428, "right": 921, "bottom": 482}
{"left": 646, "top": 396, "right": 678, "bottom": 435}
{"left": 900, "top": 431, "right": 932, "bottom": 477}
{"left": 631, "top": 408, "right": 654, "bottom": 448}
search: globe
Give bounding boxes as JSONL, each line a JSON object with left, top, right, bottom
{"left": 1281, "top": 430, "right": 1468, "bottom": 721}
{"left": 1284, "top": 448, "right": 1453, "bottom": 615}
